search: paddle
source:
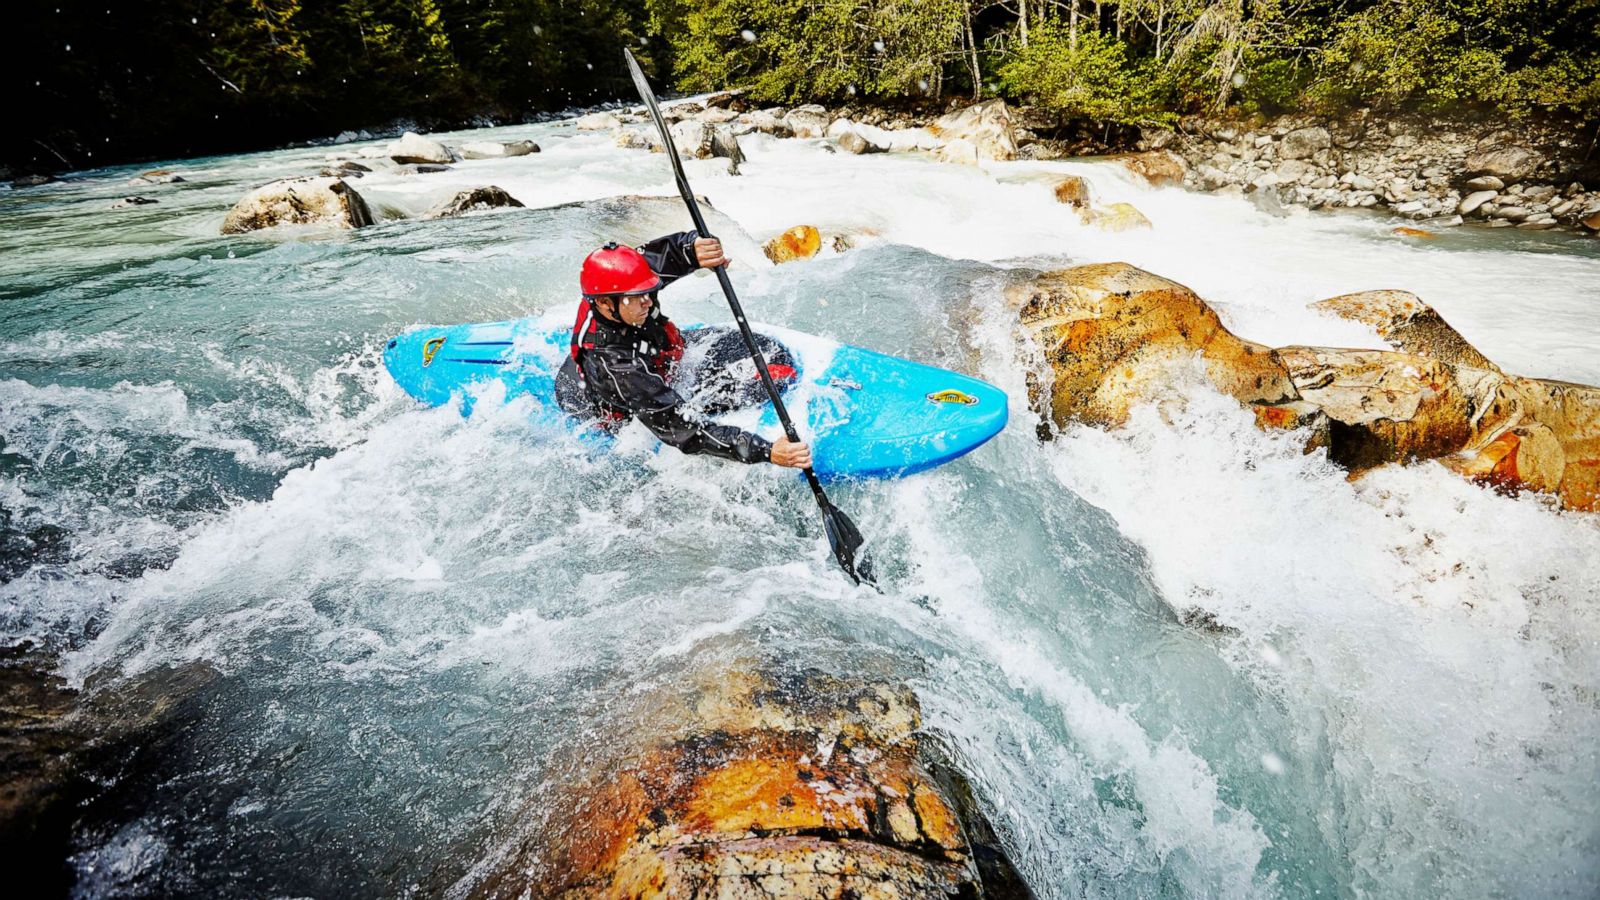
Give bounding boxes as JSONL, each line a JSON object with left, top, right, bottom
{"left": 623, "top": 49, "right": 874, "bottom": 586}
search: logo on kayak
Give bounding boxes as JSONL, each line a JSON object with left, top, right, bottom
{"left": 927, "top": 389, "right": 979, "bottom": 406}
{"left": 422, "top": 336, "right": 446, "bottom": 367}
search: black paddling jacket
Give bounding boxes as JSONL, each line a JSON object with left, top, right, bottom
{"left": 555, "top": 231, "right": 773, "bottom": 464}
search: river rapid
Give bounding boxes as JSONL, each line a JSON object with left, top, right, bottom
{"left": 3, "top": 112, "right": 1598, "bottom": 898}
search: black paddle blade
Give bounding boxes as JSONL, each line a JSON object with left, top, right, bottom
{"left": 821, "top": 501, "right": 875, "bottom": 587}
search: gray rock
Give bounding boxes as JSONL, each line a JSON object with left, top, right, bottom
{"left": 1464, "top": 175, "right": 1504, "bottom": 191}
{"left": 387, "top": 131, "right": 454, "bottom": 165}
{"left": 13, "top": 174, "right": 58, "bottom": 187}
{"left": 1464, "top": 145, "right": 1543, "bottom": 181}
{"left": 741, "top": 109, "right": 792, "bottom": 137}
{"left": 459, "top": 140, "right": 539, "bottom": 159}
{"left": 784, "top": 104, "right": 830, "bottom": 139}
{"left": 421, "top": 186, "right": 524, "bottom": 219}
{"left": 1276, "top": 159, "right": 1312, "bottom": 182}
{"left": 1458, "top": 190, "right": 1498, "bottom": 215}
{"left": 670, "top": 119, "right": 714, "bottom": 158}
{"left": 615, "top": 128, "right": 653, "bottom": 150}
{"left": 837, "top": 130, "right": 885, "bottom": 155}
{"left": 1310, "top": 175, "right": 1338, "bottom": 190}
{"left": 710, "top": 127, "right": 745, "bottom": 169}
{"left": 129, "top": 171, "right": 186, "bottom": 186}
{"left": 1522, "top": 184, "right": 1558, "bottom": 204}
{"left": 1280, "top": 126, "right": 1331, "bottom": 160}
{"left": 221, "top": 176, "right": 373, "bottom": 234}
{"left": 1493, "top": 205, "right": 1531, "bottom": 222}
{"left": 111, "top": 196, "right": 159, "bottom": 209}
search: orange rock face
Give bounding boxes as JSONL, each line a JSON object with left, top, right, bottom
{"left": 1310, "top": 290, "right": 1499, "bottom": 372}
{"left": 1391, "top": 227, "right": 1435, "bottom": 238}
{"left": 471, "top": 666, "right": 1000, "bottom": 899}
{"left": 763, "top": 225, "right": 823, "bottom": 264}
{"left": 1014, "top": 263, "right": 1299, "bottom": 430}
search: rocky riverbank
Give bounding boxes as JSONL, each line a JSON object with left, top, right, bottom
{"left": 1162, "top": 113, "right": 1600, "bottom": 234}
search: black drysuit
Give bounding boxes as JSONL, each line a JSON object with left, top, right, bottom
{"left": 555, "top": 232, "right": 773, "bottom": 464}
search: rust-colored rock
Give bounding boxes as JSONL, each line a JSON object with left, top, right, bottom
{"left": 1444, "top": 423, "right": 1566, "bottom": 496}
{"left": 1014, "top": 263, "right": 1298, "bottom": 429}
{"left": 1112, "top": 150, "right": 1187, "bottom": 186}
{"left": 1253, "top": 399, "right": 1331, "bottom": 451}
{"left": 1310, "top": 290, "right": 1500, "bottom": 372}
{"left": 220, "top": 176, "right": 374, "bottom": 234}
{"left": 472, "top": 664, "right": 1010, "bottom": 899}
{"left": 1391, "top": 226, "right": 1435, "bottom": 238}
{"left": 1052, "top": 175, "right": 1091, "bottom": 208}
{"left": 1277, "top": 347, "right": 1474, "bottom": 471}
{"left": 763, "top": 225, "right": 822, "bottom": 264}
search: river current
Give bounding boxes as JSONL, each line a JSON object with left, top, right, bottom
{"left": 2, "top": 113, "right": 1598, "bottom": 898}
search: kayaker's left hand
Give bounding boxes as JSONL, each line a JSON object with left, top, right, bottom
{"left": 694, "top": 237, "right": 728, "bottom": 269}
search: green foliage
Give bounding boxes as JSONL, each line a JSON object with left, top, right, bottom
{"left": 648, "top": 0, "right": 964, "bottom": 102}
{"left": 998, "top": 25, "right": 1170, "bottom": 125}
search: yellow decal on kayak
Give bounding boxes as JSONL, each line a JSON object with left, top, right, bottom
{"left": 422, "top": 337, "right": 446, "bottom": 367}
{"left": 927, "top": 389, "right": 978, "bottom": 406}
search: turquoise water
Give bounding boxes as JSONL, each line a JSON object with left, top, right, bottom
{"left": 3, "top": 118, "right": 1598, "bottom": 897}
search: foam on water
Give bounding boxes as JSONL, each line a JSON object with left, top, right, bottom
{"left": 3, "top": 110, "right": 1597, "bottom": 897}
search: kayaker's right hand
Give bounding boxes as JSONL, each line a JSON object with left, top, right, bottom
{"left": 770, "top": 437, "right": 812, "bottom": 469}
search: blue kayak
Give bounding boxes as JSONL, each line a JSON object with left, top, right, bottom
{"left": 382, "top": 317, "right": 1007, "bottom": 480}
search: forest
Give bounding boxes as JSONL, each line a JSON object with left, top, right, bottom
{"left": 10, "top": 0, "right": 1599, "bottom": 172}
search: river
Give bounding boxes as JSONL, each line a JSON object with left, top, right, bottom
{"left": 2, "top": 112, "right": 1598, "bottom": 898}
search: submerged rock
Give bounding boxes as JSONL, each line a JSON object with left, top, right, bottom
{"left": 1310, "top": 289, "right": 1500, "bottom": 371}
{"left": 459, "top": 140, "right": 539, "bottom": 160}
{"left": 11, "top": 174, "right": 57, "bottom": 187}
{"left": 110, "top": 196, "right": 159, "bottom": 209}
{"left": 763, "top": 225, "right": 822, "bottom": 264}
{"left": 470, "top": 662, "right": 1011, "bottom": 898}
{"left": 1079, "top": 202, "right": 1152, "bottom": 231}
{"left": 930, "top": 99, "right": 1018, "bottom": 162}
{"left": 220, "top": 176, "right": 374, "bottom": 234}
{"left": 1013, "top": 262, "right": 1298, "bottom": 430}
{"left": 420, "top": 186, "right": 525, "bottom": 220}
{"left": 128, "top": 170, "right": 185, "bottom": 186}
{"left": 386, "top": 131, "right": 454, "bottom": 165}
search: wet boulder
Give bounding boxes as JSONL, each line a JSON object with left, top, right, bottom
{"left": 1052, "top": 175, "right": 1091, "bottom": 208}
{"left": 615, "top": 127, "right": 653, "bottom": 150}
{"left": 420, "top": 186, "right": 525, "bottom": 220}
{"left": 1309, "top": 290, "right": 1500, "bottom": 372}
{"left": 110, "top": 196, "right": 159, "bottom": 209}
{"left": 763, "top": 225, "right": 822, "bottom": 264}
{"left": 784, "top": 104, "right": 831, "bottom": 139}
{"left": 665, "top": 120, "right": 713, "bottom": 159}
{"left": 575, "top": 111, "right": 620, "bottom": 131}
{"left": 472, "top": 663, "right": 1002, "bottom": 898}
{"left": 738, "top": 109, "right": 792, "bottom": 137}
{"left": 1013, "top": 262, "right": 1299, "bottom": 429}
{"left": 709, "top": 126, "right": 744, "bottom": 169}
{"left": 930, "top": 99, "right": 1018, "bottom": 161}
{"left": 1276, "top": 347, "right": 1474, "bottom": 471}
{"left": 1445, "top": 422, "right": 1567, "bottom": 497}
{"left": 1114, "top": 150, "right": 1187, "bottom": 186}
{"left": 459, "top": 140, "right": 539, "bottom": 160}
{"left": 220, "top": 176, "right": 374, "bottom": 234}
{"left": 936, "top": 138, "right": 980, "bottom": 166}
{"left": 386, "top": 131, "right": 454, "bottom": 165}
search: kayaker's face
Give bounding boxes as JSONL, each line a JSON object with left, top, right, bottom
{"left": 614, "top": 292, "right": 653, "bottom": 327}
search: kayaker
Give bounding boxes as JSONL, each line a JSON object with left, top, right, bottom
{"left": 555, "top": 232, "right": 812, "bottom": 468}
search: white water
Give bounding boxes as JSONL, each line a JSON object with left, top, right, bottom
{"left": 3, "top": 110, "right": 1598, "bottom": 897}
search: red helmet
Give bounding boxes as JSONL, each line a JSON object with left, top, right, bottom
{"left": 580, "top": 242, "right": 661, "bottom": 298}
